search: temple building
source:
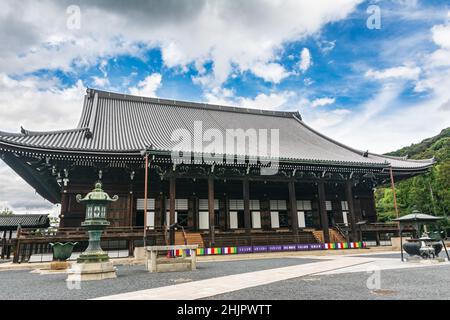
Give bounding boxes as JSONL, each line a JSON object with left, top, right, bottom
{"left": 0, "top": 89, "right": 435, "bottom": 248}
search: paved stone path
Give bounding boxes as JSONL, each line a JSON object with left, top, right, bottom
{"left": 94, "top": 257, "right": 373, "bottom": 300}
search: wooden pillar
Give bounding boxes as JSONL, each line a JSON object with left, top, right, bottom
{"left": 243, "top": 178, "right": 251, "bottom": 237}
{"left": 223, "top": 195, "right": 229, "bottom": 231}
{"left": 155, "top": 193, "right": 164, "bottom": 228}
{"left": 193, "top": 197, "right": 199, "bottom": 231}
{"left": 375, "top": 232, "right": 381, "bottom": 246}
{"left": 318, "top": 180, "right": 330, "bottom": 243}
{"left": 168, "top": 177, "right": 177, "bottom": 245}
{"left": 13, "top": 228, "right": 21, "bottom": 263}
{"left": 345, "top": 180, "right": 358, "bottom": 242}
{"left": 288, "top": 180, "right": 299, "bottom": 236}
{"left": 187, "top": 197, "right": 195, "bottom": 230}
{"left": 208, "top": 176, "right": 215, "bottom": 246}
{"left": 127, "top": 192, "right": 134, "bottom": 227}
{"left": 59, "top": 190, "right": 69, "bottom": 228}
{"left": 169, "top": 176, "right": 176, "bottom": 227}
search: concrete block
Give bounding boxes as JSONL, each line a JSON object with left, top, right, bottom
{"left": 66, "top": 261, "right": 117, "bottom": 282}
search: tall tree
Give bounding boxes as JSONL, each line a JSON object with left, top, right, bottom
{"left": 375, "top": 128, "right": 450, "bottom": 231}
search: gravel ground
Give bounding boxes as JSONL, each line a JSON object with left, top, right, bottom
{"left": 353, "top": 252, "right": 449, "bottom": 259}
{"left": 0, "top": 257, "right": 318, "bottom": 300}
{"left": 206, "top": 263, "right": 450, "bottom": 300}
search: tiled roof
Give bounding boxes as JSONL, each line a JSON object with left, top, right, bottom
{"left": 0, "top": 214, "right": 50, "bottom": 230}
{"left": 0, "top": 89, "right": 435, "bottom": 170}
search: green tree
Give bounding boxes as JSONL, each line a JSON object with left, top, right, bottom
{"left": 375, "top": 128, "right": 450, "bottom": 230}
{"left": 0, "top": 208, "right": 14, "bottom": 215}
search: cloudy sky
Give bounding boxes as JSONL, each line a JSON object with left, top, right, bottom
{"left": 0, "top": 0, "right": 449, "bottom": 215}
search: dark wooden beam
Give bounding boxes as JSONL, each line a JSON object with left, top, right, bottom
{"left": 318, "top": 180, "right": 330, "bottom": 243}
{"left": 59, "top": 190, "right": 69, "bottom": 228}
{"left": 346, "top": 180, "right": 358, "bottom": 242}
{"left": 288, "top": 180, "right": 299, "bottom": 235}
{"left": 208, "top": 175, "right": 215, "bottom": 246}
{"left": 169, "top": 176, "right": 176, "bottom": 228}
{"left": 192, "top": 196, "right": 198, "bottom": 231}
{"left": 243, "top": 178, "right": 251, "bottom": 236}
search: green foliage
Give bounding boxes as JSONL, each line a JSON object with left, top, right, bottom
{"left": 0, "top": 207, "right": 14, "bottom": 215}
{"left": 375, "top": 128, "right": 450, "bottom": 227}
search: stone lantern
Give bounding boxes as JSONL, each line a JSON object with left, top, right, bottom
{"left": 76, "top": 182, "right": 118, "bottom": 263}
{"left": 66, "top": 182, "right": 118, "bottom": 282}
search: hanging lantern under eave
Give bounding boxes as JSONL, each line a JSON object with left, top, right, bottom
{"left": 76, "top": 182, "right": 118, "bottom": 263}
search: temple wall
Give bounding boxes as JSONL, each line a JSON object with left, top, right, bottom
{"left": 59, "top": 177, "right": 378, "bottom": 232}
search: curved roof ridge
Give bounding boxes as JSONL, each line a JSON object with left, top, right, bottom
{"left": 19, "top": 127, "right": 88, "bottom": 137}
{"left": 0, "top": 130, "right": 23, "bottom": 137}
{"left": 87, "top": 88, "right": 302, "bottom": 119}
{"left": 369, "top": 152, "right": 436, "bottom": 164}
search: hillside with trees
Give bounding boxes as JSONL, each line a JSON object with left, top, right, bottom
{"left": 375, "top": 128, "right": 450, "bottom": 229}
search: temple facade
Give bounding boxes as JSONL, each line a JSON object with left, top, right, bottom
{"left": 0, "top": 89, "right": 435, "bottom": 247}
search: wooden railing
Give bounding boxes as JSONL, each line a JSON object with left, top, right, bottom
{"left": 13, "top": 226, "right": 167, "bottom": 263}
{"left": 202, "top": 231, "right": 319, "bottom": 247}
{"left": 0, "top": 238, "right": 14, "bottom": 260}
{"left": 18, "top": 226, "right": 165, "bottom": 241}
{"left": 359, "top": 223, "right": 405, "bottom": 232}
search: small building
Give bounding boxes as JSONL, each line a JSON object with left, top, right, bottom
{"left": 0, "top": 214, "right": 50, "bottom": 237}
{"left": 0, "top": 89, "right": 434, "bottom": 247}
{"left": 0, "top": 214, "right": 50, "bottom": 260}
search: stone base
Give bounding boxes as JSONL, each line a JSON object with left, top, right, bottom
{"left": 147, "top": 257, "right": 195, "bottom": 273}
{"left": 50, "top": 261, "right": 70, "bottom": 270}
{"left": 134, "top": 247, "right": 147, "bottom": 260}
{"left": 155, "top": 262, "right": 193, "bottom": 273}
{"left": 66, "top": 262, "right": 117, "bottom": 282}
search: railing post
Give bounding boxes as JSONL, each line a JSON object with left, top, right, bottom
{"left": 13, "top": 228, "right": 21, "bottom": 264}
{"left": 1, "top": 236, "right": 5, "bottom": 260}
{"left": 128, "top": 240, "right": 134, "bottom": 257}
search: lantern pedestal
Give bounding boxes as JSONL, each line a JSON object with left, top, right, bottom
{"left": 65, "top": 182, "right": 119, "bottom": 282}
{"left": 77, "top": 224, "right": 110, "bottom": 263}
{"left": 67, "top": 261, "right": 117, "bottom": 282}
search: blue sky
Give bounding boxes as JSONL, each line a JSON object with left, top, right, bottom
{"left": 42, "top": 1, "right": 444, "bottom": 109}
{"left": 0, "top": 0, "right": 450, "bottom": 213}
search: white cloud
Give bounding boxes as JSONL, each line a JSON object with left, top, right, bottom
{"left": 0, "top": 74, "right": 85, "bottom": 132}
{"left": 299, "top": 48, "right": 312, "bottom": 72}
{"left": 205, "top": 87, "right": 294, "bottom": 111}
{"left": 239, "top": 92, "right": 294, "bottom": 111}
{"left": 0, "top": 163, "right": 59, "bottom": 215}
{"left": 0, "top": 75, "right": 85, "bottom": 214}
{"left": 310, "top": 97, "right": 335, "bottom": 108}
{"left": 92, "top": 76, "right": 110, "bottom": 88}
{"left": 365, "top": 66, "right": 421, "bottom": 80}
{"left": 251, "top": 63, "right": 290, "bottom": 84}
{"left": 0, "top": 0, "right": 362, "bottom": 86}
{"left": 303, "top": 80, "right": 450, "bottom": 154}
{"left": 306, "top": 108, "right": 352, "bottom": 129}
{"left": 432, "top": 23, "right": 450, "bottom": 49}
{"left": 129, "top": 73, "right": 162, "bottom": 97}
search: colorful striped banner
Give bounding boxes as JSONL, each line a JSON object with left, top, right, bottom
{"left": 237, "top": 246, "right": 253, "bottom": 254}
{"left": 297, "top": 244, "right": 310, "bottom": 251}
{"left": 172, "top": 241, "right": 366, "bottom": 257}
{"left": 268, "top": 245, "right": 283, "bottom": 252}
{"left": 253, "top": 246, "right": 268, "bottom": 253}
{"left": 222, "top": 247, "right": 237, "bottom": 254}
{"left": 283, "top": 245, "right": 297, "bottom": 251}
